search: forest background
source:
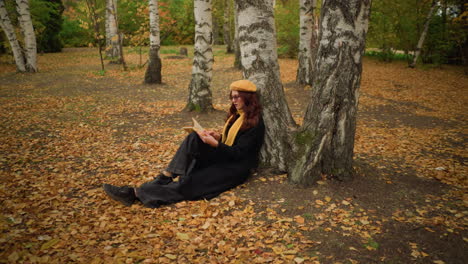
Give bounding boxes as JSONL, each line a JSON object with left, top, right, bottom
{"left": 0, "top": 0, "right": 467, "bottom": 263}
{"left": 0, "top": 0, "right": 467, "bottom": 66}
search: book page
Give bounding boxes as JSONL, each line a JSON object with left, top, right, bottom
{"left": 182, "top": 118, "right": 204, "bottom": 133}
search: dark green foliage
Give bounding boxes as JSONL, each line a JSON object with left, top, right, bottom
{"left": 31, "top": 0, "right": 64, "bottom": 53}
{"left": 59, "top": 16, "right": 93, "bottom": 47}
{"left": 367, "top": 0, "right": 467, "bottom": 66}
{"left": 275, "top": 0, "right": 299, "bottom": 58}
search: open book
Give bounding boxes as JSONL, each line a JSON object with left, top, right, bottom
{"left": 183, "top": 118, "right": 204, "bottom": 133}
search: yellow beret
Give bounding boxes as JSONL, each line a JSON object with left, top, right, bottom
{"left": 230, "top": 80, "right": 257, "bottom": 92}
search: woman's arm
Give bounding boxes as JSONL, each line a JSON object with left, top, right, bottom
{"left": 215, "top": 120, "right": 265, "bottom": 160}
{"left": 197, "top": 130, "right": 219, "bottom": 147}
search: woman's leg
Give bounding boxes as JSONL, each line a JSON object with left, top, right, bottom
{"left": 165, "top": 132, "right": 210, "bottom": 175}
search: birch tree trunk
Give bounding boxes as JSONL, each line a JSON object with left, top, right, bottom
{"left": 236, "top": 0, "right": 297, "bottom": 171}
{"left": 16, "top": 0, "right": 37, "bottom": 72}
{"left": 289, "top": 0, "right": 372, "bottom": 185}
{"left": 409, "top": 0, "right": 437, "bottom": 68}
{"left": 296, "top": 0, "right": 317, "bottom": 85}
{"left": 185, "top": 0, "right": 214, "bottom": 112}
{"left": 223, "top": 0, "right": 233, "bottom": 53}
{"left": 0, "top": 1, "right": 26, "bottom": 72}
{"left": 144, "top": 0, "right": 162, "bottom": 84}
{"left": 105, "top": 0, "right": 121, "bottom": 62}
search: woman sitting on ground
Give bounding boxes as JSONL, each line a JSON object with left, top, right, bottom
{"left": 103, "top": 79, "right": 265, "bottom": 208}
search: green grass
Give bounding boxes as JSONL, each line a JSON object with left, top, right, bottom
{"left": 365, "top": 50, "right": 412, "bottom": 62}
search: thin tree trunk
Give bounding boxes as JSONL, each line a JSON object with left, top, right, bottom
{"left": 223, "top": 0, "right": 233, "bottom": 53}
{"left": 105, "top": 0, "right": 110, "bottom": 53}
{"left": 296, "top": 0, "right": 317, "bottom": 85}
{"left": 235, "top": 0, "right": 297, "bottom": 171}
{"left": 106, "top": 0, "right": 121, "bottom": 61}
{"left": 409, "top": 0, "right": 437, "bottom": 68}
{"left": 233, "top": 4, "right": 241, "bottom": 69}
{"left": 185, "top": 0, "right": 214, "bottom": 112}
{"left": 112, "top": 2, "right": 127, "bottom": 70}
{"left": 85, "top": 0, "right": 105, "bottom": 72}
{"left": 15, "top": 0, "right": 37, "bottom": 72}
{"left": 289, "top": 0, "right": 372, "bottom": 185}
{"left": 0, "top": 1, "right": 26, "bottom": 72}
{"left": 145, "top": 0, "right": 162, "bottom": 84}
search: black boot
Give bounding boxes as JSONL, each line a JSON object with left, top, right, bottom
{"left": 103, "top": 184, "right": 136, "bottom": 206}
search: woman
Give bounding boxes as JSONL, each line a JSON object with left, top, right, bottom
{"left": 103, "top": 80, "right": 265, "bottom": 208}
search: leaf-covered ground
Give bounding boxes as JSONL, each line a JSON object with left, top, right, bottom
{"left": 0, "top": 47, "right": 466, "bottom": 263}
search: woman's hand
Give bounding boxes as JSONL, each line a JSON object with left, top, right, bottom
{"left": 207, "top": 130, "right": 221, "bottom": 141}
{"left": 197, "top": 130, "right": 219, "bottom": 147}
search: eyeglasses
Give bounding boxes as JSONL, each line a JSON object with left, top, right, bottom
{"left": 230, "top": 95, "right": 241, "bottom": 101}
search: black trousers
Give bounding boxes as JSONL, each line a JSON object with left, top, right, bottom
{"left": 135, "top": 132, "right": 215, "bottom": 208}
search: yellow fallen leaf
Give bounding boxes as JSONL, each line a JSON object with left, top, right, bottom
{"left": 295, "top": 216, "right": 305, "bottom": 224}
{"left": 325, "top": 196, "right": 331, "bottom": 202}
{"left": 411, "top": 250, "right": 421, "bottom": 258}
{"left": 8, "top": 252, "right": 19, "bottom": 262}
{"left": 40, "top": 238, "right": 60, "bottom": 250}
{"left": 165, "top": 254, "right": 177, "bottom": 260}
{"left": 294, "top": 257, "right": 305, "bottom": 263}
{"left": 272, "top": 246, "right": 283, "bottom": 254}
{"left": 176, "top": 232, "right": 189, "bottom": 240}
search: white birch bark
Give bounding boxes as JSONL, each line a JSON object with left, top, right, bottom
{"left": 105, "top": 0, "right": 121, "bottom": 60}
{"left": 296, "top": 0, "right": 317, "bottom": 85}
{"left": 409, "top": 0, "right": 437, "bottom": 68}
{"left": 236, "top": 0, "right": 297, "bottom": 171}
{"left": 0, "top": 0, "right": 26, "bottom": 72}
{"left": 289, "top": 0, "right": 372, "bottom": 184}
{"left": 105, "top": 0, "right": 111, "bottom": 52}
{"left": 186, "top": 0, "right": 214, "bottom": 112}
{"left": 144, "top": 0, "right": 162, "bottom": 84}
{"left": 15, "top": 0, "right": 37, "bottom": 72}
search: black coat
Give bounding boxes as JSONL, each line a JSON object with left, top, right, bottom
{"left": 136, "top": 118, "right": 265, "bottom": 208}
{"left": 180, "top": 118, "right": 265, "bottom": 200}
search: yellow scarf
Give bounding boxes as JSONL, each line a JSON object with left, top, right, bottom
{"left": 221, "top": 110, "right": 244, "bottom": 146}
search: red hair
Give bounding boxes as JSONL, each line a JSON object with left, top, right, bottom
{"left": 227, "top": 91, "right": 262, "bottom": 130}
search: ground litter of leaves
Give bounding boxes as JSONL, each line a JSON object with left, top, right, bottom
{"left": 0, "top": 47, "right": 467, "bottom": 263}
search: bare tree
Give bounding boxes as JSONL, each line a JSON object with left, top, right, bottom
{"left": 289, "top": 0, "right": 372, "bottom": 184}
{"left": 235, "top": 0, "right": 297, "bottom": 171}
{"left": 409, "top": 0, "right": 437, "bottom": 68}
{"left": 105, "top": 0, "right": 121, "bottom": 62}
{"left": 185, "top": 0, "right": 214, "bottom": 112}
{"left": 85, "top": 0, "right": 105, "bottom": 72}
{"left": 15, "top": 0, "right": 37, "bottom": 72}
{"left": 0, "top": 0, "right": 26, "bottom": 72}
{"left": 144, "top": 0, "right": 162, "bottom": 84}
{"left": 236, "top": 0, "right": 372, "bottom": 185}
{"left": 296, "top": 0, "right": 317, "bottom": 85}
